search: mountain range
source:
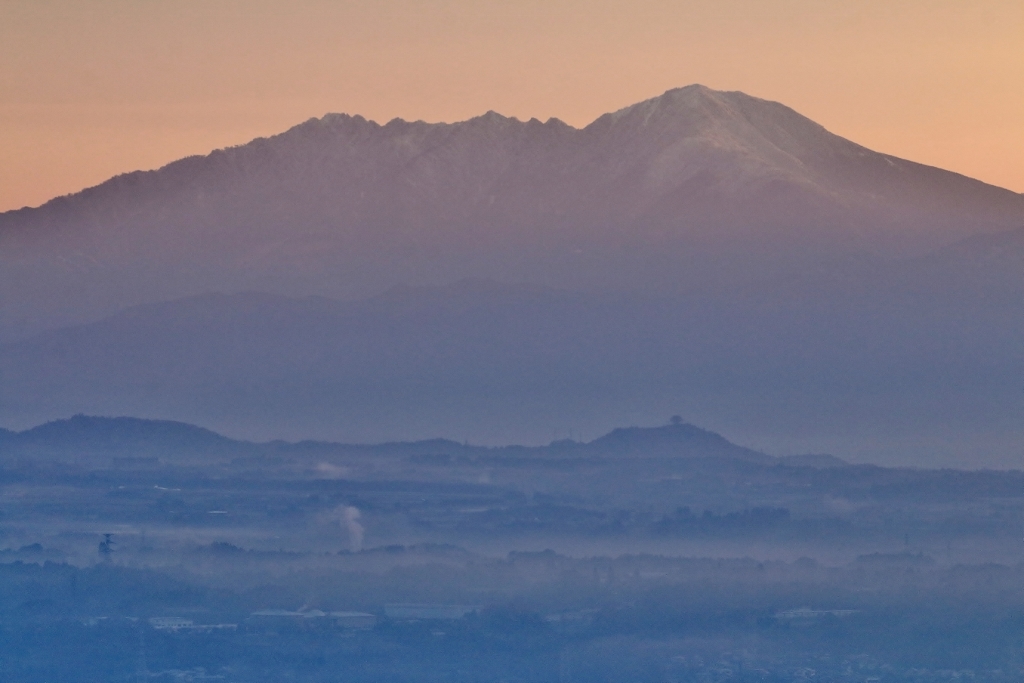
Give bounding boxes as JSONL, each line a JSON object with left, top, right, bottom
{"left": 1, "top": 85, "right": 1022, "bottom": 466}
{"left": 2, "top": 84, "right": 1022, "bottom": 339}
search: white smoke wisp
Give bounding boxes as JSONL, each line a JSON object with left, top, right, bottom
{"left": 314, "top": 462, "right": 348, "bottom": 479}
{"left": 341, "top": 506, "right": 364, "bottom": 552}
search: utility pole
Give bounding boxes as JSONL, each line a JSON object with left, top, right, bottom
{"left": 99, "top": 533, "right": 115, "bottom": 559}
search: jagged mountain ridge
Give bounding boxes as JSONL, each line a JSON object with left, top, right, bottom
{"left": 2, "top": 84, "right": 1022, "bottom": 339}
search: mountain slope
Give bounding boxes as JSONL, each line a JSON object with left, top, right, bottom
{"left": 5, "top": 414, "right": 242, "bottom": 462}
{"left": 2, "top": 85, "right": 1021, "bottom": 340}
{"left": 585, "top": 423, "right": 774, "bottom": 464}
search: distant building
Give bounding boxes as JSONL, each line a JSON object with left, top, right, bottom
{"left": 148, "top": 617, "right": 237, "bottom": 632}
{"left": 544, "top": 608, "right": 598, "bottom": 625}
{"left": 250, "top": 609, "right": 376, "bottom": 629}
{"left": 774, "top": 607, "right": 858, "bottom": 626}
{"left": 250, "top": 609, "right": 305, "bottom": 618}
{"left": 384, "top": 604, "right": 480, "bottom": 621}
{"left": 149, "top": 617, "right": 194, "bottom": 630}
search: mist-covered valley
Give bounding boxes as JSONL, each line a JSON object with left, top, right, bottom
{"left": 2, "top": 416, "right": 1024, "bottom": 681}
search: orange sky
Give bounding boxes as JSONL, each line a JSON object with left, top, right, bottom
{"left": 1, "top": 0, "right": 1021, "bottom": 212}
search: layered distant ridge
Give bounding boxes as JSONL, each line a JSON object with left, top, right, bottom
{"left": 2, "top": 86, "right": 1023, "bottom": 465}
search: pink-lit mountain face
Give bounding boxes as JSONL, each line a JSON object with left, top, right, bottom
{"left": 2, "top": 84, "right": 1022, "bottom": 340}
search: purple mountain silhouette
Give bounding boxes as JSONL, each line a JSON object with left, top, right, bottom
{"left": 2, "top": 85, "right": 1021, "bottom": 339}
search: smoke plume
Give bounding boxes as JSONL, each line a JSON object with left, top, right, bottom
{"left": 341, "top": 506, "right": 364, "bottom": 552}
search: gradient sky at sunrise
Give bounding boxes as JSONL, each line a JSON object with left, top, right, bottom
{"left": 1, "top": 0, "right": 1022, "bottom": 212}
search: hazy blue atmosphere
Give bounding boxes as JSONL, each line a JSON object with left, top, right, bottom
{"left": 3, "top": 415, "right": 1024, "bottom": 681}
{"left": 2, "top": 78, "right": 1024, "bottom": 680}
